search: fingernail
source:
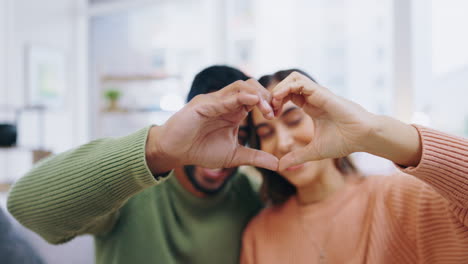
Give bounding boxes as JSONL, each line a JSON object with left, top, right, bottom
{"left": 266, "top": 111, "right": 274, "bottom": 119}
{"left": 262, "top": 100, "right": 273, "bottom": 112}
{"left": 272, "top": 98, "right": 281, "bottom": 109}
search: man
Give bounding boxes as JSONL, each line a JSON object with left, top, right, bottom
{"left": 8, "top": 65, "right": 277, "bottom": 264}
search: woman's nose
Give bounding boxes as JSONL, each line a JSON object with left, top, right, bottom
{"left": 276, "top": 126, "right": 294, "bottom": 156}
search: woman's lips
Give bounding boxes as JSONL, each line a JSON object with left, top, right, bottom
{"left": 285, "top": 164, "right": 304, "bottom": 172}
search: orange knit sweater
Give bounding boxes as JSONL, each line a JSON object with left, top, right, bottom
{"left": 241, "top": 126, "right": 468, "bottom": 264}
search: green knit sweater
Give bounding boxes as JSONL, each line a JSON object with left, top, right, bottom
{"left": 7, "top": 127, "right": 263, "bottom": 264}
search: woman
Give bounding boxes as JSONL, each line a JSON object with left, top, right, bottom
{"left": 241, "top": 69, "right": 468, "bottom": 264}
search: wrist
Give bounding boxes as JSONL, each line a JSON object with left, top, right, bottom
{"left": 364, "top": 114, "right": 386, "bottom": 153}
{"left": 365, "top": 115, "right": 422, "bottom": 167}
{"left": 145, "top": 125, "right": 180, "bottom": 175}
{"left": 351, "top": 111, "right": 379, "bottom": 154}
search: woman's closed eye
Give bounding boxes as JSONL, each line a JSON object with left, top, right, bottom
{"left": 255, "top": 109, "right": 304, "bottom": 139}
{"left": 256, "top": 125, "right": 274, "bottom": 139}
{"left": 283, "top": 109, "right": 303, "bottom": 127}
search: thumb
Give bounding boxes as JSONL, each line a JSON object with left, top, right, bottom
{"left": 230, "top": 146, "right": 279, "bottom": 171}
{"left": 278, "top": 144, "right": 322, "bottom": 171}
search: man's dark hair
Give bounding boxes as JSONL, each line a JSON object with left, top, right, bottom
{"left": 186, "top": 65, "right": 249, "bottom": 102}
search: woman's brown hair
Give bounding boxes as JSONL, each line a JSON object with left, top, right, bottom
{"left": 248, "top": 69, "right": 358, "bottom": 205}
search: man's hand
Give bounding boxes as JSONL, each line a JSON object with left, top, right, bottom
{"left": 146, "top": 79, "right": 279, "bottom": 174}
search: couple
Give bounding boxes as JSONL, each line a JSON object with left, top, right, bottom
{"left": 8, "top": 65, "right": 468, "bottom": 264}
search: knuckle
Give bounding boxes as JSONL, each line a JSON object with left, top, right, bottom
{"left": 231, "top": 80, "right": 248, "bottom": 94}
{"left": 291, "top": 71, "right": 305, "bottom": 81}
{"left": 245, "top": 78, "right": 256, "bottom": 84}
{"left": 190, "top": 94, "right": 207, "bottom": 104}
{"left": 290, "top": 71, "right": 300, "bottom": 78}
{"left": 232, "top": 80, "right": 245, "bottom": 87}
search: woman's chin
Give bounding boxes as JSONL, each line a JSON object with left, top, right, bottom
{"left": 282, "top": 162, "right": 319, "bottom": 187}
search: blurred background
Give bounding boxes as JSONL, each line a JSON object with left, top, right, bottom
{"left": 0, "top": 0, "right": 467, "bottom": 263}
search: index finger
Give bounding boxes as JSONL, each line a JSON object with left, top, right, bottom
{"left": 222, "top": 79, "right": 274, "bottom": 119}
{"left": 245, "top": 78, "right": 274, "bottom": 119}
{"left": 271, "top": 72, "right": 308, "bottom": 100}
{"left": 270, "top": 73, "right": 305, "bottom": 112}
{"left": 245, "top": 78, "right": 272, "bottom": 103}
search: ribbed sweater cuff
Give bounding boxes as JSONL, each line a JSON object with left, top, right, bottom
{"left": 397, "top": 125, "right": 468, "bottom": 207}
{"left": 99, "top": 126, "right": 163, "bottom": 200}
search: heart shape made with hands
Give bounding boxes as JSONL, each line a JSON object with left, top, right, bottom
{"left": 159, "top": 73, "right": 371, "bottom": 174}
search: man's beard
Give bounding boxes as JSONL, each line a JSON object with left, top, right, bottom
{"left": 184, "top": 165, "right": 238, "bottom": 195}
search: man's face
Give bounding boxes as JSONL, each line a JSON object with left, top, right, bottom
{"left": 184, "top": 120, "right": 249, "bottom": 195}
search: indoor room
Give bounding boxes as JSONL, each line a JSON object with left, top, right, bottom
{"left": 1, "top": 0, "right": 467, "bottom": 263}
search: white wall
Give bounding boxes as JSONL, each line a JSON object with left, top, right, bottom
{"left": 3, "top": 0, "right": 89, "bottom": 153}
{"left": 0, "top": 0, "right": 8, "bottom": 106}
{"left": 1, "top": 0, "right": 93, "bottom": 263}
{"left": 88, "top": 0, "right": 221, "bottom": 139}
{"left": 253, "top": 0, "right": 299, "bottom": 75}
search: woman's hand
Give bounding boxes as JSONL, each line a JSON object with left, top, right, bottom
{"left": 147, "top": 79, "right": 279, "bottom": 174}
{"left": 271, "top": 71, "right": 422, "bottom": 171}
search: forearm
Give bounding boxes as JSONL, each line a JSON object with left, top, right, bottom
{"left": 7, "top": 127, "right": 160, "bottom": 244}
{"left": 364, "top": 115, "right": 423, "bottom": 167}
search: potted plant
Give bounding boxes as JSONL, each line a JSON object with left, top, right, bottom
{"left": 104, "top": 89, "right": 122, "bottom": 112}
